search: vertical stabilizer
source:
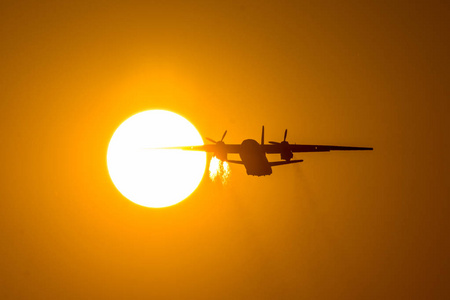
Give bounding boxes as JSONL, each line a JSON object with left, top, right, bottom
{"left": 261, "top": 126, "right": 264, "bottom": 145}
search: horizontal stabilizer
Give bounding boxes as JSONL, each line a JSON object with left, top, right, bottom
{"left": 269, "top": 159, "right": 303, "bottom": 167}
{"left": 226, "top": 160, "right": 245, "bottom": 165}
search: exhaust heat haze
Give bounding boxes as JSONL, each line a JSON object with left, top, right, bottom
{"left": 209, "top": 156, "right": 230, "bottom": 184}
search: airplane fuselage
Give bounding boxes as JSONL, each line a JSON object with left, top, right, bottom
{"left": 239, "top": 139, "right": 272, "bottom": 176}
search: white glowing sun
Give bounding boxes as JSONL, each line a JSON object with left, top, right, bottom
{"left": 107, "top": 110, "right": 206, "bottom": 208}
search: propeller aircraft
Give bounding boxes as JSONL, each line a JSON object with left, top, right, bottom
{"left": 156, "top": 126, "right": 372, "bottom": 176}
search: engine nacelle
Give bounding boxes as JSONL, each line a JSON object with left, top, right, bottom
{"left": 214, "top": 141, "right": 227, "bottom": 161}
{"left": 281, "top": 151, "right": 293, "bottom": 161}
{"left": 280, "top": 141, "right": 293, "bottom": 161}
{"left": 215, "top": 152, "right": 228, "bottom": 161}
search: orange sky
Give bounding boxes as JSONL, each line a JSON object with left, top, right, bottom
{"left": 1, "top": 1, "right": 449, "bottom": 299}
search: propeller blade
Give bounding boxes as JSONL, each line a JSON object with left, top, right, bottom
{"left": 220, "top": 130, "right": 227, "bottom": 142}
{"left": 269, "top": 141, "right": 280, "bottom": 145}
{"left": 284, "top": 129, "right": 288, "bottom": 142}
{"left": 206, "top": 137, "right": 217, "bottom": 144}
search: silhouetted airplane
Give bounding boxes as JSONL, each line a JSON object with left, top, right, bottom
{"left": 160, "top": 127, "right": 372, "bottom": 176}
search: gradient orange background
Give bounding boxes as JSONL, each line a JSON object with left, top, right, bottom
{"left": 1, "top": 1, "right": 449, "bottom": 299}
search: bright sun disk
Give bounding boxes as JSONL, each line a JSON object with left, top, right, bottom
{"left": 107, "top": 110, "right": 206, "bottom": 208}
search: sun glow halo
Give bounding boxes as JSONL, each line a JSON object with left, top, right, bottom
{"left": 107, "top": 110, "right": 206, "bottom": 208}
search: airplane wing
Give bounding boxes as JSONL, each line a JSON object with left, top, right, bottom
{"left": 147, "top": 144, "right": 242, "bottom": 153}
{"left": 263, "top": 144, "right": 373, "bottom": 153}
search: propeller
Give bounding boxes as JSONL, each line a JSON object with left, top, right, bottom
{"left": 206, "top": 130, "right": 227, "bottom": 144}
{"left": 269, "top": 129, "right": 288, "bottom": 145}
{"left": 269, "top": 129, "right": 293, "bottom": 161}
